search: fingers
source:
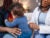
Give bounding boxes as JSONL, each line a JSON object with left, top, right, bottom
{"left": 29, "top": 23, "right": 37, "bottom": 30}
{"left": 13, "top": 31, "right": 21, "bottom": 35}
{"left": 16, "top": 32, "right": 22, "bottom": 35}
{"left": 15, "top": 28, "right": 21, "bottom": 31}
{"left": 15, "top": 29, "right": 22, "bottom": 35}
{"left": 10, "top": 33, "right": 17, "bottom": 38}
{"left": 29, "top": 24, "right": 33, "bottom": 29}
{"left": 14, "top": 28, "right": 21, "bottom": 33}
{"left": 12, "top": 28, "right": 22, "bottom": 35}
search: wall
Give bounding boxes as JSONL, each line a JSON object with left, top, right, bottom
{"left": 0, "top": 0, "right": 41, "bottom": 12}
{"left": 0, "top": 0, "right": 3, "bottom": 7}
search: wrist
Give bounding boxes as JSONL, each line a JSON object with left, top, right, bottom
{"left": 0, "top": 27, "right": 10, "bottom": 32}
{"left": 37, "top": 26, "right": 40, "bottom": 30}
{"left": 6, "top": 27, "right": 11, "bottom": 32}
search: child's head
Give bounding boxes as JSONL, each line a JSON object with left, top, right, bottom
{"left": 9, "top": 2, "right": 24, "bottom": 17}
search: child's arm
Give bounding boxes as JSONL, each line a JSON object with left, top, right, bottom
{"left": 5, "top": 19, "right": 19, "bottom": 27}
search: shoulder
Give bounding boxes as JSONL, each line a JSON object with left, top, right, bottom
{"left": 35, "top": 7, "right": 39, "bottom": 10}
{"left": 32, "top": 7, "right": 40, "bottom": 15}
{"left": 15, "top": 16, "right": 27, "bottom": 21}
{"left": 33, "top": 7, "right": 39, "bottom": 12}
{"left": 21, "top": 16, "right": 27, "bottom": 21}
{"left": 20, "top": 16, "right": 27, "bottom": 22}
{"left": 15, "top": 16, "right": 27, "bottom": 23}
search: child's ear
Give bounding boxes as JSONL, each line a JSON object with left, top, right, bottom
{"left": 7, "top": 13, "right": 13, "bottom": 22}
{"left": 8, "top": 17, "right": 13, "bottom": 22}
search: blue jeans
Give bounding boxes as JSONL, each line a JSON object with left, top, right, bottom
{"left": 3, "top": 34, "right": 32, "bottom": 38}
{"left": 34, "top": 34, "right": 50, "bottom": 38}
{"left": 3, "top": 32, "right": 32, "bottom": 38}
{"left": 3, "top": 34, "right": 15, "bottom": 38}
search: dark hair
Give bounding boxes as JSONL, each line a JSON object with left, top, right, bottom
{"left": 39, "top": 0, "right": 50, "bottom": 10}
{"left": 3, "top": 0, "right": 12, "bottom": 10}
{"left": 8, "top": 2, "right": 24, "bottom": 17}
{"left": 39, "top": 0, "right": 42, "bottom": 9}
{"left": 13, "top": 10, "right": 24, "bottom": 16}
{"left": 8, "top": 2, "right": 24, "bottom": 12}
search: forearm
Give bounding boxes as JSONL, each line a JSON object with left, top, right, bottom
{"left": 29, "top": 23, "right": 34, "bottom": 30}
{"left": 29, "top": 23, "right": 39, "bottom": 29}
{"left": 0, "top": 27, "right": 9, "bottom": 32}
{"left": 39, "top": 24, "right": 50, "bottom": 34}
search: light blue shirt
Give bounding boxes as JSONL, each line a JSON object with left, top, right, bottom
{"left": 38, "top": 12, "right": 47, "bottom": 25}
{"left": 34, "top": 12, "right": 47, "bottom": 34}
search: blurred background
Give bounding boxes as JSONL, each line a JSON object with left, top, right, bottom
{"left": 0, "top": 0, "right": 41, "bottom": 12}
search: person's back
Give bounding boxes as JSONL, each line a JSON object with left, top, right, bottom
{"left": 5, "top": 16, "right": 32, "bottom": 38}
{"left": 15, "top": 16, "right": 32, "bottom": 34}
{"left": 4, "top": 3, "right": 32, "bottom": 38}
{"left": 17, "top": 16, "right": 32, "bottom": 38}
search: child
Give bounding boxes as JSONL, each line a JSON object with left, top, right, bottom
{"left": 3, "top": 3, "right": 32, "bottom": 38}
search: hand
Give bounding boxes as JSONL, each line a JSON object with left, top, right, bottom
{"left": 6, "top": 28, "right": 21, "bottom": 35}
{"left": 29, "top": 23, "right": 39, "bottom": 30}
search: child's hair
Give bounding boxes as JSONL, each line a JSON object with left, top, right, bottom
{"left": 9, "top": 3, "right": 24, "bottom": 11}
{"left": 13, "top": 10, "right": 24, "bottom": 16}
{"left": 8, "top": 2, "right": 24, "bottom": 17}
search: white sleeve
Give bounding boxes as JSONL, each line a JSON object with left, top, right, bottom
{"left": 29, "top": 7, "right": 39, "bottom": 23}
{"left": 39, "top": 24, "right": 50, "bottom": 34}
{"left": 29, "top": 12, "right": 35, "bottom": 23}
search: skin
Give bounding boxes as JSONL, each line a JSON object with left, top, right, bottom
{"left": 41, "top": 0, "right": 49, "bottom": 12}
{"left": 48, "top": 0, "right": 50, "bottom": 5}
{"left": 0, "top": 27, "right": 21, "bottom": 35}
{"left": 29, "top": 0, "right": 49, "bottom": 30}
{"left": 42, "top": 0, "right": 48, "bottom": 8}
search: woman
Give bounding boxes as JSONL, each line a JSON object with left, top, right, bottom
{"left": 29, "top": 0, "right": 50, "bottom": 38}
{"left": 0, "top": 0, "right": 21, "bottom": 38}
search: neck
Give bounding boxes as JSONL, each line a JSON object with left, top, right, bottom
{"left": 12, "top": 14, "right": 18, "bottom": 19}
{"left": 41, "top": 7, "right": 48, "bottom": 12}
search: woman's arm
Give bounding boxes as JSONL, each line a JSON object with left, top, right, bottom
{"left": 39, "top": 24, "right": 50, "bottom": 34}
{"left": 29, "top": 23, "right": 50, "bottom": 34}
{"left": 29, "top": 23, "right": 39, "bottom": 30}
{"left": 0, "top": 27, "right": 9, "bottom": 32}
{"left": 29, "top": 7, "right": 39, "bottom": 24}
{"left": 0, "top": 26, "right": 21, "bottom": 35}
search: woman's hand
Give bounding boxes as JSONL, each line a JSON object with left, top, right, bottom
{"left": 29, "top": 23, "right": 39, "bottom": 30}
{"left": 6, "top": 28, "right": 21, "bottom": 35}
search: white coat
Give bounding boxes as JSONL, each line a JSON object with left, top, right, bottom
{"left": 30, "top": 7, "right": 50, "bottom": 34}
